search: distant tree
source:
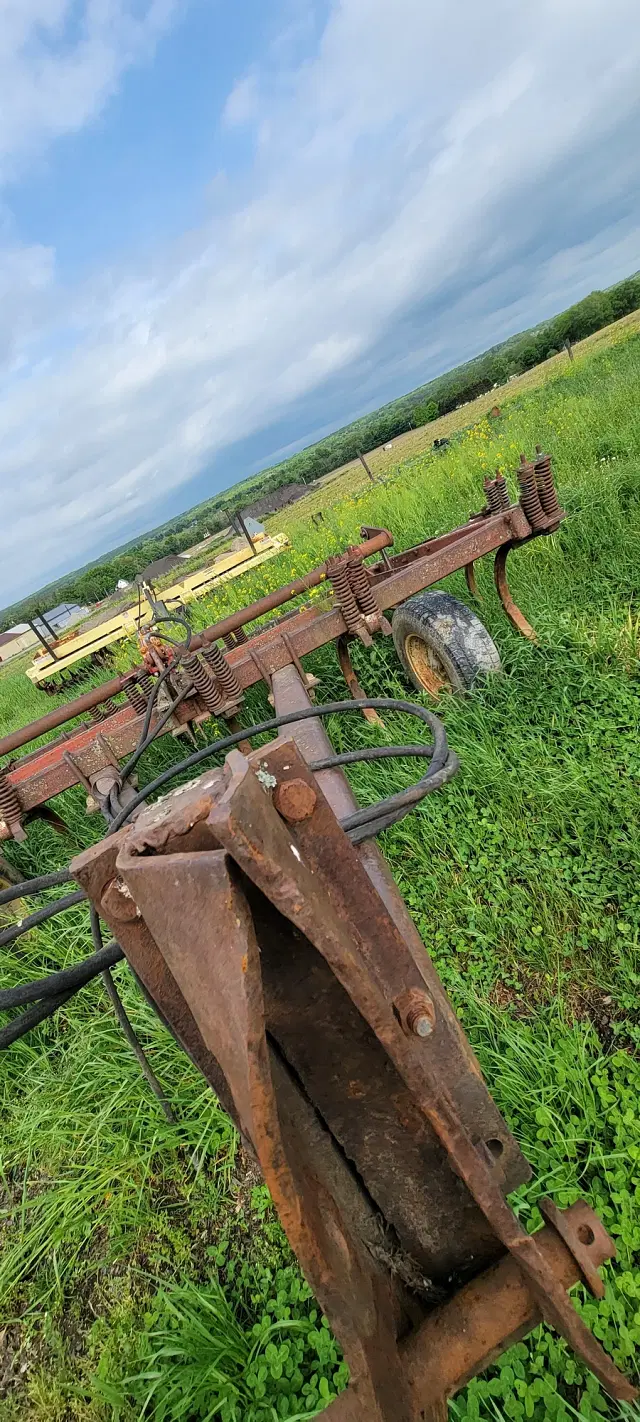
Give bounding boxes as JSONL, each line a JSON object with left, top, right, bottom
{"left": 609, "top": 276, "right": 640, "bottom": 321}
{"left": 554, "top": 290, "right": 614, "bottom": 345}
{"left": 413, "top": 399, "right": 439, "bottom": 425}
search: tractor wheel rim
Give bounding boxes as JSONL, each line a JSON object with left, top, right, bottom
{"left": 404, "top": 634, "right": 450, "bottom": 695}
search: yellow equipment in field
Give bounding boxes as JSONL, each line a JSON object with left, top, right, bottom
{"left": 26, "top": 532, "right": 289, "bottom": 687}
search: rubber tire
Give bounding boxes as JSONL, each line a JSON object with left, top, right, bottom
{"left": 392, "top": 590, "right": 501, "bottom": 695}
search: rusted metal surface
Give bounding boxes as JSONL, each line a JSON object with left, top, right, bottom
{"left": 494, "top": 543, "right": 538, "bottom": 641}
{"left": 1, "top": 455, "right": 566, "bottom": 838}
{"left": 464, "top": 561, "right": 479, "bottom": 599}
{"left": 336, "top": 635, "right": 383, "bottom": 724}
{"left": 71, "top": 708, "right": 635, "bottom": 1414}
{"left": 4, "top": 700, "right": 198, "bottom": 811}
{"left": 539, "top": 1196, "right": 609, "bottom": 1301}
{"left": 402, "top": 1199, "right": 618, "bottom": 1409}
{"left": 71, "top": 828, "right": 240, "bottom": 1130}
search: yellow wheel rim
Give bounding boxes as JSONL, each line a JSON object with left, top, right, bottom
{"left": 404, "top": 634, "right": 451, "bottom": 696}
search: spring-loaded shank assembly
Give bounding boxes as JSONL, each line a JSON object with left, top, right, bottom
{"left": 71, "top": 663, "right": 636, "bottom": 1417}
{"left": 0, "top": 452, "right": 564, "bottom": 841}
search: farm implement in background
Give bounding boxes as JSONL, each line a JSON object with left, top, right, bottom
{"left": 0, "top": 448, "right": 637, "bottom": 1413}
{"left": 26, "top": 528, "right": 289, "bottom": 692}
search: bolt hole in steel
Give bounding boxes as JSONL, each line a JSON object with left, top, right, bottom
{"left": 578, "top": 1224, "right": 596, "bottom": 1247}
{"left": 485, "top": 1138, "right": 505, "bottom": 1160}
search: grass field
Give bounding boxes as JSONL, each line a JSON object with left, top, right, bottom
{"left": 1, "top": 319, "right": 640, "bottom": 1420}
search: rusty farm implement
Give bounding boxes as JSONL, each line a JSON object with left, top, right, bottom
{"left": 1, "top": 449, "right": 636, "bottom": 1416}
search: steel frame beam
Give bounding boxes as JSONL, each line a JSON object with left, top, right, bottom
{"left": 71, "top": 664, "right": 635, "bottom": 1415}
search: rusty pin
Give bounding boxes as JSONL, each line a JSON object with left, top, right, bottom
{"left": 273, "top": 778, "right": 317, "bottom": 824}
{"left": 395, "top": 987, "right": 436, "bottom": 1039}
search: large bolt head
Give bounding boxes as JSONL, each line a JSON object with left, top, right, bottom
{"left": 273, "top": 778, "right": 317, "bottom": 824}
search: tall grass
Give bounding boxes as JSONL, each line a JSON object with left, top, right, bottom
{"left": 1, "top": 326, "right": 640, "bottom": 1418}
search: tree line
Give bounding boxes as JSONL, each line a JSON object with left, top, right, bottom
{"left": 2, "top": 271, "right": 639, "bottom": 632}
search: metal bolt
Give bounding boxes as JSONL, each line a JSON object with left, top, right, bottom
{"left": 395, "top": 986, "right": 436, "bottom": 1039}
{"left": 408, "top": 1005, "right": 434, "bottom": 1038}
{"left": 101, "top": 876, "right": 140, "bottom": 922}
{"left": 273, "top": 778, "right": 317, "bottom": 824}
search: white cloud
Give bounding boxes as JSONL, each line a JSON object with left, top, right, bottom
{"left": 0, "top": 0, "right": 177, "bottom": 179}
{"left": 223, "top": 72, "right": 259, "bottom": 127}
{"left": 2, "top": 0, "right": 640, "bottom": 602}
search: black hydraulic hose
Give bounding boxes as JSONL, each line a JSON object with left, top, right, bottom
{"left": 0, "top": 697, "right": 458, "bottom": 1051}
{"left": 0, "top": 890, "right": 86, "bottom": 950}
{"left": 137, "top": 662, "right": 174, "bottom": 748}
{"left": 108, "top": 698, "right": 456, "bottom": 837}
{"left": 0, "top": 940, "right": 123, "bottom": 1009}
{"left": 118, "top": 679, "right": 193, "bottom": 787}
{"left": 0, "top": 989, "right": 77, "bottom": 1049}
{"left": 0, "top": 869, "right": 75, "bottom": 907}
{"left": 89, "top": 907, "right": 175, "bottom": 1123}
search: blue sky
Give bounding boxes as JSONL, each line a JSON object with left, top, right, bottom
{"left": 1, "top": 0, "right": 640, "bottom": 606}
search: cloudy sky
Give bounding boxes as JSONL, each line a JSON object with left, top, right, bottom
{"left": 1, "top": 0, "right": 640, "bottom": 606}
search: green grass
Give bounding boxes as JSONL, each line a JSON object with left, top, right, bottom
{"left": 1, "top": 324, "right": 640, "bottom": 1419}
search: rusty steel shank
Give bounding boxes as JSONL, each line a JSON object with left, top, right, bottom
{"left": 71, "top": 668, "right": 636, "bottom": 1418}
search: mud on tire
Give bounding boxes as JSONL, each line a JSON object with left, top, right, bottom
{"left": 392, "top": 590, "right": 501, "bottom": 696}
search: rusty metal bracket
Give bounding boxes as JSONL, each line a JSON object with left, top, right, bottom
{"left": 72, "top": 718, "right": 636, "bottom": 1416}
{"left": 281, "top": 629, "right": 319, "bottom": 697}
{"left": 494, "top": 543, "right": 538, "bottom": 642}
{"left": 337, "top": 635, "right": 384, "bottom": 725}
{"left": 464, "top": 562, "right": 480, "bottom": 600}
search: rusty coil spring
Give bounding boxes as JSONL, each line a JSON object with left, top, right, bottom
{"left": 223, "top": 627, "right": 248, "bottom": 650}
{"left": 89, "top": 699, "right": 118, "bottom": 723}
{"left": 347, "top": 553, "right": 380, "bottom": 619}
{"left": 517, "top": 454, "right": 546, "bottom": 531}
{"left": 123, "top": 682, "right": 148, "bottom": 715}
{"left": 0, "top": 770, "right": 22, "bottom": 829}
{"left": 183, "top": 653, "right": 226, "bottom": 715}
{"left": 483, "top": 477, "right": 504, "bottom": 515}
{"left": 534, "top": 446, "right": 561, "bottom": 518}
{"left": 201, "top": 644, "right": 242, "bottom": 702}
{"left": 326, "top": 554, "right": 362, "bottom": 633}
{"left": 137, "top": 673, "right": 155, "bottom": 699}
{"left": 493, "top": 471, "right": 510, "bottom": 511}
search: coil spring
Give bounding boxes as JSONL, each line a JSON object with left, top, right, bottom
{"left": 89, "top": 700, "right": 118, "bottom": 724}
{"left": 326, "top": 554, "right": 362, "bottom": 633}
{"left": 534, "top": 446, "right": 560, "bottom": 518}
{"left": 201, "top": 644, "right": 242, "bottom": 702}
{"left": 0, "top": 770, "right": 22, "bottom": 828}
{"left": 517, "top": 454, "right": 545, "bottom": 531}
{"left": 123, "top": 682, "right": 148, "bottom": 715}
{"left": 347, "top": 553, "right": 379, "bottom": 619}
{"left": 223, "top": 626, "right": 248, "bottom": 649}
{"left": 137, "top": 673, "right": 155, "bottom": 699}
{"left": 483, "top": 477, "right": 503, "bottom": 515}
{"left": 183, "top": 652, "right": 226, "bottom": 715}
{"left": 493, "top": 471, "right": 510, "bottom": 511}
